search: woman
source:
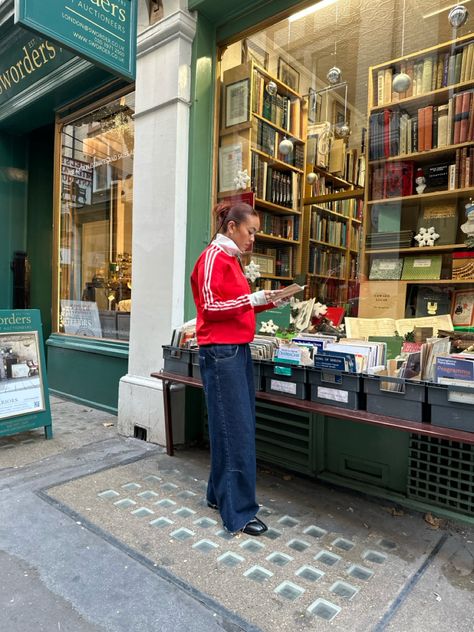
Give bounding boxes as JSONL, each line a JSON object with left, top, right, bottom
{"left": 191, "top": 202, "right": 285, "bottom": 535}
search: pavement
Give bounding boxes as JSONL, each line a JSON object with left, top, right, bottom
{"left": 0, "top": 396, "right": 473, "bottom": 632}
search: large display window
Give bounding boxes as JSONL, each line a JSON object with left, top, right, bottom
{"left": 215, "top": 0, "right": 474, "bottom": 326}
{"left": 56, "top": 91, "right": 134, "bottom": 341}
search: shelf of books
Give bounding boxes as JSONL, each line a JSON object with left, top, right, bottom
{"left": 219, "top": 61, "right": 307, "bottom": 290}
{"left": 302, "top": 132, "right": 365, "bottom": 311}
{"left": 360, "top": 33, "right": 474, "bottom": 320}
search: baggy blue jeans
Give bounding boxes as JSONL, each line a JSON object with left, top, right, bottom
{"left": 199, "top": 343, "right": 259, "bottom": 532}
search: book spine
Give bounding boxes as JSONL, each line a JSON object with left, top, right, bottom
{"left": 377, "top": 70, "right": 384, "bottom": 106}
{"left": 449, "top": 163, "right": 456, "bottom": 190}
{"left": 425, "top": 105, "right": 433, "bottom": 150}
{"left": 418, "top": 107, "right": 426, "bottom": 152}
{"left": 432, "top": 105, "right": 438, "bottom": 149}
{"left": 453, "top": 93, "right": 463, "bottom": 145}
{"left": 459, "top": 90, "right": 472, "bottom": 143}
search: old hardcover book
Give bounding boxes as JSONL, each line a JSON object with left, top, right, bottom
{"left": 369, "top": 258, "right": 403, "bottom": 280}
{"left": 416, "top": 202, "right": 458, "bottom": 245}
{"left": 401, "top": 255, "right": 443, "bottom": 280}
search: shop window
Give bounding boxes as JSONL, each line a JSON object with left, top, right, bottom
{"left": 216, "top": 1, "right": 474, "bottom": 327}
{"left": 57, "top": 92, "right": 134, "bottom": 341}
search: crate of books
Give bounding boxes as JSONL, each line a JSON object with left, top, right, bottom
{"left": 162, "top": 345, "right": 193, "bottom": 377}
{"left": 427, "top": 355, "right": 474, "bottom": 432}
{"left": 262, "top": 361, "right": 306, "bottom": 400}
{"left": 307, "top": 367, "right": 363, "bottom": 410}
{"left": 364, "top": 375, "right": 428, "bottom": 422}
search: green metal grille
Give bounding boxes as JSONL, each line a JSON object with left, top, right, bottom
{"left": 408, "top": 434, "right": 474, "bottom": 516}
{"left": 255, "top": 402, "right": 312, "bottom": 475}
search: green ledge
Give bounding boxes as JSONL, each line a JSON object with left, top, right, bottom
{"left": 46, "top": 333, "right": 129, "bottom": 358}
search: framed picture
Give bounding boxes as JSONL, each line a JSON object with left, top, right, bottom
{"left": 241, "top": 39, "right": 269, "bottom": 70}
{"left": 308, "top": 87, "right": 320, "bottom": 124}
{"left": 451, "top": 289, "right": 474, "bottom": 326}
{"left": 225, "top": 78, "right": 250, "bottom": 127}
{"left": 277, "top": 57, "right": 300, "bottom": 92}
{"left": 0, "top": 331, "right": 45, "bottom": 420}
{"left": 251, "top": 253, "right": 275, "bottom": 275}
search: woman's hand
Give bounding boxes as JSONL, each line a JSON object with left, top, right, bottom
{"left": 265, "top": 289, "right": 287, "bottom": 305}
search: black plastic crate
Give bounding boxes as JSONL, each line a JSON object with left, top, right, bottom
{"left": 307, "top": 367, "right": 364, "bottom": 411}
{"left": 262, "top": 361, "right": 306, "bottom": 400}
{"left": 191, "top": 350, "right": 201, "bottom": 380}
{"left": 364, "top": 375, "right": 428, "bottom": 422}
{"left": 253, "top": 360, "right": 264, "bottom": 392}
{"left": 162, "top": 345, "right": 192, "bottom": 376}
{"left": 428, "top": 382, "right": 474, "bottom": 432}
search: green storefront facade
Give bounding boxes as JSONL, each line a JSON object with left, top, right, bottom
{"left": 183, "top": 0, "right": 474, "bottom": 525}
{"left": 0, "top": 2, "right": 131, "bottom": 414}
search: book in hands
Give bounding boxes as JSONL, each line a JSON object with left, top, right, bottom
{"left": 275, "top": 283, "right": 305, "bottom": 301}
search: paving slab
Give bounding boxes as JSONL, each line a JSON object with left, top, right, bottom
{"left": 45, "top": 449, "right": 474, "bottom": 632}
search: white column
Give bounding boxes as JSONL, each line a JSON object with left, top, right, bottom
{"left": 118, "top": 4, "right": 197, "bottom": 445}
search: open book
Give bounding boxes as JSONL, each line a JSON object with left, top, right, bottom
{"left": 345, "top": 314, "right": 454, "bottom": 339}
{"left": 274, "top": 283, "right": 305, "bottom": 301}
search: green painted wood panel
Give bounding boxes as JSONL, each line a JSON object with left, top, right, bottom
{"left": 47, "top": 335, "right": 128, "bottom": 413}
{"left": 27, "top": 125, "right": 54, "bottom": 340}
{"left": 0, "top": 131, "right": 28, "bottom": 309}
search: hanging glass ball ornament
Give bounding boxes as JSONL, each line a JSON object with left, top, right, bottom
{"left": 327, "top": 66, "right": 342, "bottom": 85}
{"left": 306, "top": 172, "right": 317, "bottom": 185}
{"left": 279, "top": 137, "right": 294, "bottom": 156}
{"left": 266, "top": 81, "right": 278, "bottom": 96}
{"left": 448, "top": 5, "right": 468, "bottom": 28}
{"left": 392, "top": 72, "right": 412, "bottom": 93}
{"left": 337, "top": 123, "right": 350, "bottom": 139}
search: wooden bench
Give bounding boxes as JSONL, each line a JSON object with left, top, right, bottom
{"left": 151, "top": 370, "right": 474, "bottom": 456}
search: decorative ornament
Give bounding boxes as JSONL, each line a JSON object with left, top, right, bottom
{"left": 415, "top": 167, "right": 426, "bottom": 195}
{"left": 233, "top": 169, "right": 251, "bottom": 190}
{"left": 244, "top": 260, "right": 261, "bottom": 283}
{"left": 393, "top": 0, "right": 412, "bottom": 95}
{"left": 327, "top": 66, "right": 342, "bottom": 85}
{"left": 414, "top": 226, "right": 440, "bottom": 247}
{"left": 259, "top": 319, "right": 279, "bottom": 335}
{"left": 335, "top": 123, "right": 350, "bottom": 139}
{"left": 427, "top": 301, "right": 438, "bottom": 316}
{"left": 266, "top": 81, "right": 278, "bottom": 96}
{"left": 279, "top": 137, "right": 294, "bottom": 156}
{"left": 313, "top": 302, "right": 328, "bottom": 318}
{"left": 392, "top": 72, "right": 412, "bottom": 93}
{"left": 448, "top": 4, "right": 468, "bottom": 28}
{"left": 306, "top": 172, "right": 317, "bottom": 185}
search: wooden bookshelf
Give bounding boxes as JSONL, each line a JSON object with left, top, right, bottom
{"left": 219, "top": 61, "right": 307, "bottom": 289}
{"left": 360, "top": 35, "right": 474, "bottom": 319}
{"left": 368, "top": 188, "right": 474, "bottom": 206}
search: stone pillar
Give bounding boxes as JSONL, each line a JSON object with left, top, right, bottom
{"left": 118, "top": 4, "right": 197, "bottom": 445}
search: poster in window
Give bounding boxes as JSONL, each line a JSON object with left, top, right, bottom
{"left": 225, "top": 79, "right": 250, "bottom": 127}
{"left": 0, "top": 331, "right": 45, "bottom": 420}
{"left": 277, "top": 58, "right": 300, "bottom": 92}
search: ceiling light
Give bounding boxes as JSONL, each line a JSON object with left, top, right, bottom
{"left": 289, "top": 0, "right": 338, "bottom": 23}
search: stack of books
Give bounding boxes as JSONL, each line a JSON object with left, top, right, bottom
{"left": 366, "top": 230, "right": 414, "bottom": 250}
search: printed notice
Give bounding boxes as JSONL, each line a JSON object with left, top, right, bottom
{"left": 317, "top": 386, "right": 349, "bottom": 403}
{"left": 270, "top": 380, "right": 297, "bottom": 395}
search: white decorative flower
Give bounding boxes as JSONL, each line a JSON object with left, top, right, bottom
{"left": 234, "top": 169, "right": 251, "bottom": 190}
{"left": 244, "top": 260, "right": 261, "bottom": 282}
{"left": 259, "top": 319, "right": 279, "bottom": 335}
{"left": 313, "top": 301, "right": 328, "bottom": 318}
{"left": 414, "top": 226, "right": 439, "bottom": 247}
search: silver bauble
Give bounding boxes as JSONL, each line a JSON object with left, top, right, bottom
{"left": 327, "top": 66, "right": 342, "bottom": 85}
{"left": 337, "top": 123, "right": 350, "bottom": 139}
{"left": 448, "top": 5, "right": 468, "bottom": 28}
{"left": 392, "top": 72, "right": 412, "bottom": 93}
{"left": 306, "top": 172, "right": 317, "bottom": 185}
{"left": 279, "top": 137, "right": 294, "bottom": 156}
{"left": 266, "top": 80, "right": 278, "bottom": 96}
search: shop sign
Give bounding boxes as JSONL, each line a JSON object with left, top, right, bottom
{"left": 0, "top": 310, "right": 52, "bottom": 437}
{"left": 0, "top": 30, "right": 74, "bottom": 109}
{"left": 15, "top": 0, "right": 137, "bottom": 80}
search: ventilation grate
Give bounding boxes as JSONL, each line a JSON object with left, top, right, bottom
{"left": 407, "top": 434, "right": 474, "bottom": 516}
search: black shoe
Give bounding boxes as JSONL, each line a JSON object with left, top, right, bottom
{"left": 242, "top": 517, "right": 268, "bottom": 536}
{"left": 207, "top": 500, "right": 218, "bottom": 510}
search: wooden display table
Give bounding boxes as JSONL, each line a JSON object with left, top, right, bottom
{"left": 151, "top": 371, "right": 474, "bottom": 456}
